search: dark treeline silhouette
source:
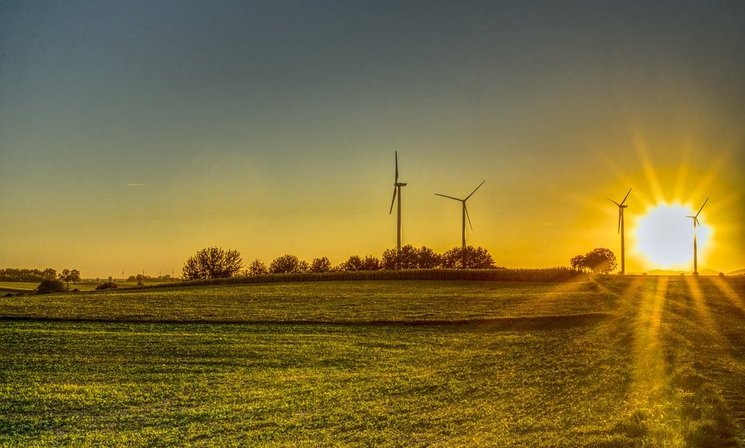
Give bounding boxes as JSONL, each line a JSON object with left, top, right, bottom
{"left": 0, "top": 268, "right": 58, "bottom": 282}
{"left": 1, "top": 267, "right": 80, "bottom": 284}
{"left": 181, "top": 245, "right": 502, "bottom": 281}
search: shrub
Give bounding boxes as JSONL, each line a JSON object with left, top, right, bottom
{"left": 36, "top": 279, "right": 67, "bottom": 294}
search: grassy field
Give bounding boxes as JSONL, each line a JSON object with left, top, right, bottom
{"left": 1, "top": 277, "right": 744, "bottom": 446}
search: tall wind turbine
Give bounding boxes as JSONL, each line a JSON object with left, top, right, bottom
{"left": 435, "top": 180, "right": 486, "bottom": 249}
{"left": 687, "top": 198, "right": 708, "bottom": 276}
{"left": 388, "top": 151, "right": 407, "bottom": 253}
{"left": 608, "top": 188, "right": 631, "bottom": 275}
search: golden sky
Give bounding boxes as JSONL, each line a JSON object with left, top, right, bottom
{"left": 1, "top": 1, "right": 744, "bottom": 277}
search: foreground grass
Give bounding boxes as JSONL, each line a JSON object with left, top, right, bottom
{"left": 1, "top": 278, "right": 744, "bottom": 446}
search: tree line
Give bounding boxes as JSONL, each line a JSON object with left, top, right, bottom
{"left": 182, "top": 245, "right": 500, "bottom": 280}
{"left": 1, "top": 267, "right": 80, "bottom": 284}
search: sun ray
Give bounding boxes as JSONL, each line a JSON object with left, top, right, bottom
{"left": 683, "top": 276, "right": 725, "bottom": 344}
{"left": 629, "top": 276, "right": 685, "bottom": 443}
{"left": 687, "top": 151, "right": 730, "bottom": 205}
{"left": 708, "top": 277, "right": 745, "bottom": 312}
{"left": 632, "top": 133, "right": 666, "bottom": 205}
{"left": 670, "top": 147, "right": 691, "bottom": 204}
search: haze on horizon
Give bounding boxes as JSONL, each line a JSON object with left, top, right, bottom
{"left": 1, "top": 1, "right": 744, "bottom": 278}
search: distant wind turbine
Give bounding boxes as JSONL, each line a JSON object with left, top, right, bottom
{"left": 608, "top": 188, "right": 631, "bottom": 275}
{"left": 435, "top": 180, "right": 486, "bottom": 249}
{"left": 388, "top": 151, "right": 407, "bottom": 254}
{"left": 687, "top": 198, "right": 708, "bottom": 276}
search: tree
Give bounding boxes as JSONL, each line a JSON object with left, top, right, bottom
{"left": 247, "top": 259, "right": 268, "bottom": 276}
{"left": 361, "top": 256, "right": 381, "bottom": 271}
{"left": 182, "top": 247, "right": 243, "bottom": 280}
{"left": 269, "top": 254, "right": 305, "bottom": 274}
{"left": 381, "top": 248, "right": 399, "bottom": 270}
{"left": 340, "top": 255, "right": 365, "bottom": 271}
{"left": 441, "top": 246, "right": 495, "bottom": 269}
{"left": 574, "top": 248, "right": 617, "bottom": 274}
{"left": 309, "top": 257, "right": 332, "bottom": 273}
{"left": 417, "top": 246, "right": 442, "bottom": 269}
{"left": 570, "top": 255, "right": 585, "bottom": 271}
{"left": 57, "top": 268, "right": 81, "bottom": 286}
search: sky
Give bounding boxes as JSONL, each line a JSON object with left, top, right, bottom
{"left": 1, "top": 0, "right": 744, "bottom": 278}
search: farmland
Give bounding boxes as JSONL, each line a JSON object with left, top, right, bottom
{"left": 1, "top": 277, "right": 744, "bottom": 446}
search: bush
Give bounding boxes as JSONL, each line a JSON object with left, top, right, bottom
{"left": 36, "top": 278, "right": 67, "bottom": 294}
{"left": 96, "top": 280, "right": 118, "bottom": 290}
{"left": 182, "top": 247, "right": 243, "bottom": 280}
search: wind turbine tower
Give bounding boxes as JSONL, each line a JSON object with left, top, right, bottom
{"left": 687, "top": 198, "right": 708, "bottom": 276}
{"left": 388, "top": 151, "right": 407, "bottom": 253}
{"left": 608, "top": 188, "right": 631, "bottom": 275}
{"left": 435, "top": 180, "right": 486, "bottom": 249}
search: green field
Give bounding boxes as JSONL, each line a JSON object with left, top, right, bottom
{"left": 1, "top": 277, "right": 744, "bottom": 446}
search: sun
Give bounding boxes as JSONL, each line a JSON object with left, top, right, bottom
{"left": 634, "top": 204, "right": 712, "bottom": 269}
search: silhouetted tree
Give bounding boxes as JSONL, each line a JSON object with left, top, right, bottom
{"left": 381, "top": 248, "right": 399, "bottom": 270}
{"left": 570, "top": 255, "right": 586, "bottom": 271}
{"left": 361, "top": 255, "right": 381, "bottom": 271}
{"left": 576, "top": 248, "right": 617, "bottom": 274}
{"left": 269, "top": 254, "right": 305, "bottom": 274}
{"left": 182, "top": 247, "right": 243, "bottom": 280}
{"left": 417, "top": 246, "right": 442, "bottom": 269}
{"left": 247, "top": 259, "right": 268, "bottom": 276}
{"left": 58, "top": 269, "right": 81, "bottom": 287}
{"left": 398, "top": 245, "right": 420, "bottom": 269}
{"left": 340, "top": 255, "right": 364, "bottom": 271}
{"left": 441, "top": 246, "right": 495, "bottom": 269}
{"left": 309, "top": 257, "right": 332, "bottom": 273}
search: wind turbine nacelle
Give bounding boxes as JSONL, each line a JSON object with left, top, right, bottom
{"left": 395, "top": 182, "right": 408, "bottom": 187}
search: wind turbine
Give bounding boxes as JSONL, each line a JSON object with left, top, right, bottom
{"left": 687, "top": 198, "right": 708, "bottom": 276}
{"left": 435, "top": 180, "right": 486, "bottom": 249}
{"left": 388, "top": 151, "right": 407, "bottom": 254}
{"left": 608, "top": 188, "right": 631, "bottom": 275}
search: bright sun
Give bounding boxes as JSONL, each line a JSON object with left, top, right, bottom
{"left": 634, "top": 204, "right": 712, "bottom": 269}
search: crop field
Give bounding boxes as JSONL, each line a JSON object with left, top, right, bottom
{"left": 1, "top": 277, "right": 744, "bottom": 447}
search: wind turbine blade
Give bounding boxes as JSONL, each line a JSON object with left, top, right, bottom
{"left": 695, "top": 197, "right": 709, "bottom": 217}
{"left": 435, "top": 193, "right": 462, "bottom": 202}
{"left": 620, "top": 187, "right": 632, "bottom": 206}
{"left": 464, "top": 204, "right": 473, "bottom": 229}
{"left": 465, "top": 179, "right": 486, "bottom": 201}
{"left": 395, "top": 151, "right": 399, "bottom": 182}
{"left": 389, "top": 188, "right": 397, "bottom": 214}
{"left": 607, "top": 198, "right": 621, "bottom": 207}
{"left": 617, "top": 210, "right": 622, "bottom": 234}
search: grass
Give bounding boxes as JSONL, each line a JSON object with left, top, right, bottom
{"left": 1, "top": 277, "right": 744, "bottom": 446}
